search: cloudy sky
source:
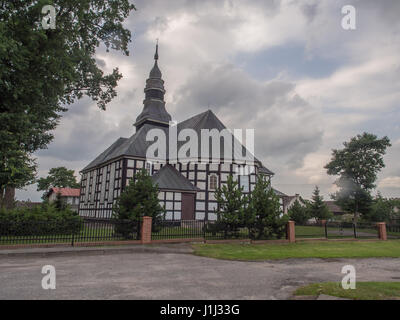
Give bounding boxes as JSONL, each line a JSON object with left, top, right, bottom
{"left": 17, "top": 0, "right": 400, "bottom": 201}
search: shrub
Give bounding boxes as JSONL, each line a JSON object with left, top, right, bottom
{"left": 0, "top": 203, "right": 82, "bottom": 236}
{"left": 112, "top": 169, "right": 164, "bottom": 239}
{"left": 288, "top": 198, "right": 310, "bottom": 224}
{"left": 246, "top": 178, "right": 288, "bottom": 240}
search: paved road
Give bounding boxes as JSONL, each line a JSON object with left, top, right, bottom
{"left": 0, "top": 252, "right": 399, "bottom": 299}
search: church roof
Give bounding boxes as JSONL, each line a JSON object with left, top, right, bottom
{"left": 151, "top": 164, "right": 199, "bottom": 192}
{"left": 82, "top": 109, "right": 274, "bottom": 174}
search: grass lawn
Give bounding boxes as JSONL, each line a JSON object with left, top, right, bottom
{"left": 294, "top": 282, "right": 400, "bottom": 300}
{"left": 192, "top": 240, "right": 400, "bottom": 260}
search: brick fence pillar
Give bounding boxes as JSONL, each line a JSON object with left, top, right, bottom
{"left": 141, "top": 216, "right": 152, "bottom": 244}
{"left": 287, "top": 220, "right": 295, "bottom": 243}
{"left": 377, "top": 222, "right": 387, "bottom": 241}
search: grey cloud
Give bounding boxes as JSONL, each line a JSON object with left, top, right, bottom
{"left": 171, "top": 63, "right": 323, "bottom": 169}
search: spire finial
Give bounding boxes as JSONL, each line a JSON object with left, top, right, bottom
{"left": 154, "top": 39, "right": 159, "bottom": 61}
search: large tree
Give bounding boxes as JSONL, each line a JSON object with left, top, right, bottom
{"left": 37, "top": 166, "right": 80, "bottom": 199}
{"left": 325, "top": 132, "right": 391, "bottom": 222}
{"left": 0, "top": 1, "right": 135, "bottom": 207}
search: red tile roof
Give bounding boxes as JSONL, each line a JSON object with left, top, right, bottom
{"left": 49, "top": 187, "right": 80, "bottom": 197}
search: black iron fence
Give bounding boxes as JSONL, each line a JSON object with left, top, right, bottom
{"left": 324, "top": 222, "right": 378, "bottom": 239}
{"left": 295, "top": 221, "right": 380, "bottom": 239}
{"left": 295, "top": 221, "right": 326, "bottom": 238}
{"left": 387, "top": 223, "right": 400, "bottom": 239}
{"left": 0, "top": 218, "right": 138, "bottom": 246}
{"left": 151, "top": 220, "right": 251, "bottom": 240}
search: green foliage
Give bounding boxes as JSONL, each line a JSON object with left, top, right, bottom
{"left": 0, "top": 203, "right": 81, "bottom": 236}
{"left": 362, "top": 193, "right": 400, "bottom": 222}
{"left": 112, "top": 169, "right": 164, "bottom": 239}
{"left": 37, "top": 166, "right": 80, "bottom": 199}
{"left": 211, "top": 175, "right": 248, "bottom": 238}
{"left": 309, "top": 186, "right": 332, "bottom": 220}
{"left": 247, "top": 178, "right": 288, "bottom": 239}
{"left": 325, "top": 132, "right": 391, "bottom": 221}
{"left": 0, "top": 1, "right": 135, "bottom": 198}
{"left": 288, "top": 198, "right": 310, "bottom": 224}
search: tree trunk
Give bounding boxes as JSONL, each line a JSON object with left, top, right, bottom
{"left": 353, "top": 201, "right": 358, "bottom": 224}
{"left": 4, "top": 187, "right": 15, "bottom": 209}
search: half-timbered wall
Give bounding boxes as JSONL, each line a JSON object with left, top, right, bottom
{"left": 157, "top": 190, "right": 182, "bottom": 220}
{"left": 79, "top": 157, "right": 261, "bottom": 221}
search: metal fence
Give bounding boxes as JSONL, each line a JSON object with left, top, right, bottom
{"left": 0, "top": 218, "right": 139, "bottom": 246}
{"left": 151, "top": 220, "right": 251, "bottom": 240}
{"left": 387, "top": 223, "right": 400, "bottom": 239}
{"left": 295, "top": 222, "right": 326, "bottom": 239}
{"left": 152, "top": 220, "right": 204, "bottom": 240}
{"left": 325, "top": 222, "right": 378, "bottom": 239}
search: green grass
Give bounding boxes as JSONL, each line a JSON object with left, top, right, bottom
{"left": 294, "top": 282, "right": 400, "bottom": 300}
{"left": 192, "top": 240, "right": 400, "bottom": 260}
{"left": 295, "top": 226, "right": 325, "bottom": 238}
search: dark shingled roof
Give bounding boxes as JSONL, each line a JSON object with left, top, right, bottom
{"left": 259, "top": 165, "right": 274, "bottom": 176}
{"left": 273, "top": 188, "right": 288, "bottom": 197}
{"left": 82, "top": 110, "right": 274, "bottom": 174}
{"left": 151, "top": 164, "right": 199, "bottom": 192}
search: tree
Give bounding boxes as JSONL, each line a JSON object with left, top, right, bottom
{"left": 363, "top": 193, "right": 399, "bottom": 223}
{"left": 288, "top": 198, "right": 310, "bottom": 224}
{"left": 212, "top": 175, "right": 248, "bottom": 238}
{"left": 325, "top": 132, "right": 391, "bottom": 222}
{"left": 112, "top": 169, "right": 164, "bottom": 239}
{"left": 0, "top": 1, "right": 135, "bottom": 207}
{"left": 247, "top": 177, "right": 288, "bottom": 240}
{"left": 309, "top": 186, "right": 332, "bottom": 221}
{"left": 37, "top": 167, "right": 80, "bottom": 199}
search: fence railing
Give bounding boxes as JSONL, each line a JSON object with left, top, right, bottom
{"left": 151, "top": 220, "right": 252, "bottom": 240}
{"left": 1, "top": 217, "right": 393, "bottom": 247}
{"left": 387, "top": 223, "right": 400, "bottom": 239}
{"left": 0, "top": 218, "right": 139, "bottom": 246}
{"left": 294, "top": 221, "right": 380, "bottom": 240}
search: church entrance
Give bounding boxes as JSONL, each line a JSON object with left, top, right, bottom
{"left": 181, "top": 193, "right": 195, "bottom": 220}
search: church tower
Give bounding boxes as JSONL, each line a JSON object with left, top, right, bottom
{"left": 134, "top": 42, "right": 172, "bottom": 130}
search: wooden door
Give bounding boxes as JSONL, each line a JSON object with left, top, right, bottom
{"left": 181, "top": 193, "right": 195, "bottom": 220}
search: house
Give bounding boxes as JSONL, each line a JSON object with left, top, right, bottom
{"left": 78, "top": 44, "right": 294, "bottom": 220}
{"left": 47, "top": 187, "right": 80, "bottom": 212}
{"left": 274, "top": 191, "right": 300, "bottom": 214}
{"left": 324, "top": 201, "right": 346, "bottom": 216}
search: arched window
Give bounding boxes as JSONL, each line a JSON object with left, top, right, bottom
{"left": 209, "top": 174, "right": 218, "bottom": 190}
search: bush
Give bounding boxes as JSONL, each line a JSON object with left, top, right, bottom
{"left": 0, "top": 203, "right": 82, "bottom": 236}
{"left": 288, "top": 198, "right": 310, "bottom": 224}
{"left": 112, "top": 169, "right": 164, "bottom": 239}
{"left": 247, "top": 178, "right": 288, "bottom": 240}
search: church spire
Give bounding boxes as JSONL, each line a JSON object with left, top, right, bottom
{"left": 154, "top": 39, "right": 159, "bottom": 60}
{"left": 134, "top": 41, "right": 171, "bottom": 130}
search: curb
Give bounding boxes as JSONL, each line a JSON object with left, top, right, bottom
{"left": 0, "top": 243, "right": 194, "bottom": 258}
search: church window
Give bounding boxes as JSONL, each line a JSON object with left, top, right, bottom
{"left": 209, "top": 174, "right": 218, "bottom": 190}
{"left": 239, "top": 176, "right": 249, "bottom": 192}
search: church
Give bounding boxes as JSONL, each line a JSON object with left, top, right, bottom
{"left": 78, "top": 44, "right": 292, "bottom": 221}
